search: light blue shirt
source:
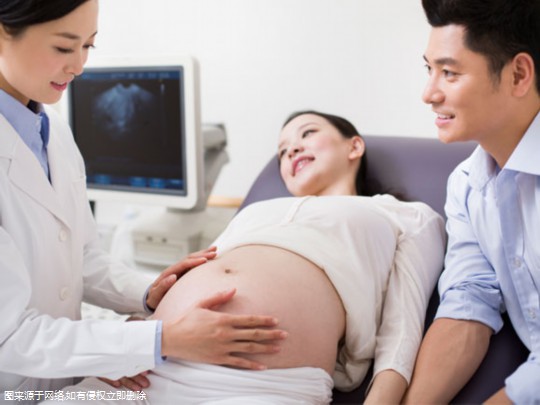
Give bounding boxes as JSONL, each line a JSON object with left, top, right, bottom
{"left": 0, "top": 90, "right": 50, "bottom": 178}
{"left": 143, "top": 288, "right": 165, "bottom": 365}
{"left": 436, "top": 112, "right": 540, "bottom": 403}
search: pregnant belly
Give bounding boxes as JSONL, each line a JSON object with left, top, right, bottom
{"left": 152, "top": 245, "right": 346, "bottom": 374}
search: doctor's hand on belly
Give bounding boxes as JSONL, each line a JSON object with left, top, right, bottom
{"left": 161, "top": 287, "right": 288, "bottom": 368}
{"left": 150, "top": 246, "right": 288, "bottom": 369}
{"left": 100, "top": 248, "right": 288, "bottom": 392}
{"left": 145, "top": 246, "right": 219, "bottom": 311}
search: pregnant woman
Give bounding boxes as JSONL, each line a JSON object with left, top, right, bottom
{"left": 51, "top": 111, "right": 446, "bottom": 405}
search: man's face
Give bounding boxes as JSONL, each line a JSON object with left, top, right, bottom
{"left": 422, "top": 24, "right": 513, "bottom": 145}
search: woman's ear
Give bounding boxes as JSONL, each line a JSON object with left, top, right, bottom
{"left": 348, "top": 136, "right": 365, "bottom": 160}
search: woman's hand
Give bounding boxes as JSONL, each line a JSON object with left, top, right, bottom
{"left": 162, "top": 288, "right": 288, "bottom": 370}
{"left": 146, "top": 246, "right": 217, "bottom": 311}
{"left": 364, "top": 370, "right": 407, "bottom": 405}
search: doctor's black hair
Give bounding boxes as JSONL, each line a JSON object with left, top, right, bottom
{"left": 422, "top": 0, "right": 540, "bottom": 94}
{"left": 282, "top": 110, "right": 384, "bottom": 197}
{"left": 0, "top": 0, "right": 90, "bottom": 37}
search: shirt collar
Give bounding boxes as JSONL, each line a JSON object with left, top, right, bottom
{"left": 464, "top": 110, "right": 540, "bottom": 189}
{"left": 0, "top": 90, "right": 50, "bottom": 148}
{"left": 505, "top": 111, "right": 540, "bottom": 175}
{"left": 464, "top": 146, "right": 497, "bottom": 190}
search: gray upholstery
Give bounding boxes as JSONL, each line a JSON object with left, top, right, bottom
{"left": 240, "top": 135, "right": 528, "bottom": 404}
{"left": 242, "top": 135, "right": 475, "bottom": 217}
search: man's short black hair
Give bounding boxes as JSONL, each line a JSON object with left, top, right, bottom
{"left": 422, "top": 0, "right": 540, "bottom": 94}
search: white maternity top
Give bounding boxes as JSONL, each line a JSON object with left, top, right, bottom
{"left": 212, "top": 194, "right": 446, "bottom": 391}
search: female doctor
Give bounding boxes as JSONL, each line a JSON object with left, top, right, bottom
{"left": 0, "top": 0, "right": 286, "bottom": 399}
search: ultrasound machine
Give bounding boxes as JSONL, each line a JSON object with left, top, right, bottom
{"left": 65, "top": 56, "right": 228, "bottom": 268}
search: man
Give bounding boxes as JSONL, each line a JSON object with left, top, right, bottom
{"left": 404, "top": 0, "right": 540, "bottom": 403}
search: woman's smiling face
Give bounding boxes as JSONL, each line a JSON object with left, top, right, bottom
{"left": 278, "top": 113, "right": 364, "bottom": 197}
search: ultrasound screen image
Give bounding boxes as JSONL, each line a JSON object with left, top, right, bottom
{"left": 69, "top": 68, "right": 187, "bottom": 194}
{"left": 94, "top": 83, "right": 156, "bottom": 140}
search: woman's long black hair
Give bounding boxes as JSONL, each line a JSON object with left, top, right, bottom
{"left": 0, "top": 0, "right": 90, "bottom": 36}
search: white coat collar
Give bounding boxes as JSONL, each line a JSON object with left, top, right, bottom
{"left": 0, "top": 114, "right": 70, "bottom": 227}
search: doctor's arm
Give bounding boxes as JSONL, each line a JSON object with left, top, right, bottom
{"left": 89, "top": 233, "right": 288, "bottom": 369}
{"left": 83, "top": 198, "right": 288, "bottom": 371}
{"left": 0, "top": 226, "right": 160, "bottom": 380}
{"left": 103, "top": 287, "right": 287, "bottom": 391}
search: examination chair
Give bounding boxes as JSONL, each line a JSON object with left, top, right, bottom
{"left": 239, "top": 135, "right": 529, "bottom": 404}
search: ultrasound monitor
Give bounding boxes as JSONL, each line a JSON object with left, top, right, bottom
{"left": 66, "top": 56, "right": 228, "bottom": 267}
{"left": 67, "top": 56, "right": 205, "bottom": 211}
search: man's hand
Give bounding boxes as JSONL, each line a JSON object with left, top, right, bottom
{"left": 484, "top": 388, "right": 512, "bottom": 404}
{"left": 162, "top": 288, "right": 288, "bottom": 370}
{"left": 146, "top": 246, "right": 217, "bottom": 311}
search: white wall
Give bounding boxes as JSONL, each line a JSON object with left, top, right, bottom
{"left": 92, "top": 0, "right": 436, "bottom": 198}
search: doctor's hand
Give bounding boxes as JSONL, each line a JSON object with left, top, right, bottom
{"left": 98, "top": 372, "right": 150, "bottom": 392}
{"left": 162, "top": 288, "right": 288, "bottom": 370}
{"left": 146, "top": 246, "right": 217, "bottom": 311}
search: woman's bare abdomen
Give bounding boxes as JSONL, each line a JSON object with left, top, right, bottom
{"left": 152, "top": 245, "right": 346, "bottom": 375}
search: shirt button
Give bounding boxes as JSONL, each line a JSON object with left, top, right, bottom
{"left": 59, "top": 229, "right": 68, "bottom": 242}
{"left": 529, "top": 309, "right": 537, "bottom": 320}
{"left": 59, "top": 287, "right": 70, "bottom": 301}
{"left": 513, "top": 257, "right": 522, "bottom": 268}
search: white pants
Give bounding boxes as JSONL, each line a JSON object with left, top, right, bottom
{"left": 41, "top": 360, "right": 334, "bottom": 404}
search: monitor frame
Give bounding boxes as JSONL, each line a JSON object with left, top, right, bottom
{"left": 66, "top": 55, "right": 204, "bottom": 211}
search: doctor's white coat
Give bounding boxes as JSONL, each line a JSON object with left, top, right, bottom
{"left": 0, "top": 107, "right": 158, "bottom": 394}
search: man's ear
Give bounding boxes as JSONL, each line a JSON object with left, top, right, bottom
{"left": 510, "top": 52, "right": 536, "bottom": 98}
{"left": 0, "top": 24, "right": 11, "bottom": 53}
{"left": 348, "top": 135, "right": 365, "bottom": 160}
